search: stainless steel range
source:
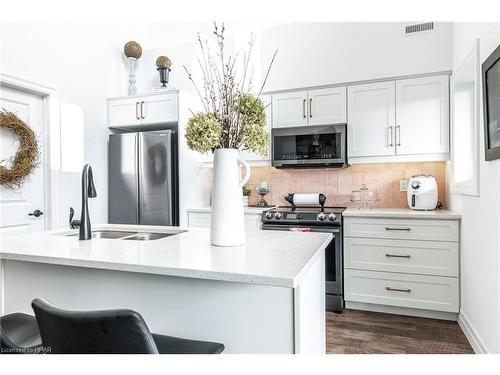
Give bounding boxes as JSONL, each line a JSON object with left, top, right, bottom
{"left": 261, "top": 193, "right": 345, "bottom": 313}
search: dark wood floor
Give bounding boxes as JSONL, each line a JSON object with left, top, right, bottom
{"left": 326, "top": 309, "right": 474, "bottom": 354}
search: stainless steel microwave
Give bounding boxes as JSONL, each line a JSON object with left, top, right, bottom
{"left": 271, "top": 124, "right": 347, "bottom": 168}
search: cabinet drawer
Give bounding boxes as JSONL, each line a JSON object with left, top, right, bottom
{"left": 188, "top": 212, "right": 262, "bottom": 229}
{"left": 187, "top": 212, "right": 211, "bottom": 228}
{"left": 345, "top": 269, "right": 459, "bottom": 313}
{"left": 344, "top": 217, "right": 459, "bottom": 242}
{"left": 245, "top": 213, "right": 262, "bottom": 229}
{"left": 344, "top": 237, "right": 458, "bottom": 277}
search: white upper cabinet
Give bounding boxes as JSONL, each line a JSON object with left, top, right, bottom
{"left": 395, "top": 75, "right": 449, "bottom": 155}
{"left": 308, "top": 87, "right": 347, "bottom": 125}
{"left": 108, "top": 97, "right": 142, "bottom": 127}
{"left": 348, "top": 81, "right": 396, "bottom": 157}
{"left": 272, "top": 91, "right": 308, "bottom": 128}
{"left": 272, "top": 88, "right": 347, "bottom": 128}
{"left": 141, "top": 94, "right": 178, "bottom": 125}
{"left": 108, "top": 92, "right": 179, "bottom": 128}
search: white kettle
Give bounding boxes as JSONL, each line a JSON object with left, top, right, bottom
{"left": 407, "top": 175, "right": 438, "bottom": 211}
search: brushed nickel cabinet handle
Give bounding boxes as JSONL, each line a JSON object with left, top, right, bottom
{"left": 135, "top": 102, "right": 140, "bottom": 120}
{"left": 386, "top": 287, "right": 411, "bottom": 293}
{"left": 302, "top": 99, "right": 306, "bottom": 119}
{"left": 385, "top": 253, "right": 411, "bottom": 259}
{"left": 309, "top": 98, "right": 312, "bottom": 118}
{"left": 388, "top": 126, "right": 394, "bottom": 147}
{"left": 396, "top": 125, "right": 401, "bottom": 146}
{"left": 385, "top": 226, "right": 411, "bottom": 231}
{"left": 140, "top": 101, "right": 145, "bottom": 119}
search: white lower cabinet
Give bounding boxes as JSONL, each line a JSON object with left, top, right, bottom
{"left": 345, "top": 269, "right": 459, "bottom": 313}
{"left": 187, "top": 210, "right": 262, "bottom": 229}
{"left": 344, "top": 216, "right": 460, "bottom": 316}
{"left": 344, "top": 237, "right": 459, "bottom": 277}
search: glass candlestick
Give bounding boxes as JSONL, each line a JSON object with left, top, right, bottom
{"left": 128, "top": 57, "right": 138, "bottom": 95}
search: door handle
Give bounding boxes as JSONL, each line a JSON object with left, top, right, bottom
{"left": 140, "top": 101, "right": 145, "bottom": 119}
{"left": 386, "top": 287, "right": 411, "bottom": 293}
{"left": 388, "top": 126, "right": 394, "bottom": 147}
{"left": 385, "top": 253, "right": 411, "bottom": 259}
{"left": 28, "top": 209, "right": 44, "bottom": 218}
{"left": 396, "top": 125, "right": 401, "bottom": 146}
{"left": 302, "top": 99, "right": 306, "bottom": 119}
{"left": 309, "top": 98, "right": 312, "bottom": 118}
{"left": 135, "top": 102, "right": 140, "bottom": 120}
{"left": 385, "top": 226, "right": 411, "bottom": 231}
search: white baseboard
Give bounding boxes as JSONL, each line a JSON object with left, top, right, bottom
{"left": 458, "top": 311, "right": 488, "bottom": 354}
{"left": 345, "top": 301, "right": 458, "bottom": 321}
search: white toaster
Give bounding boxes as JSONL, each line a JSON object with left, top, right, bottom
{"left": 407, "top": 175, "right": 438, "bottom": 210}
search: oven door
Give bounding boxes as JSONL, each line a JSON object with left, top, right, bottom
{"left": 261, "top": 224, "right": 343, "bottom": 297}
{"left": 271, "top": 124, "right": 347, "bottom": 168}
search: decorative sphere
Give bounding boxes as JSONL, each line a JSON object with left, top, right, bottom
{"left": 124, "top": 41, "right": 142, "bottom": 59}
{"left": 156, "top": 55, "right": 172, "bottom": 70}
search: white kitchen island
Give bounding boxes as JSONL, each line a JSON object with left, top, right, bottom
{"left": 0, "top": 225, "right": 330, "bottom": 354}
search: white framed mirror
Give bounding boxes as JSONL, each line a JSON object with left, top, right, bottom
{"left": 451, "top": 39, "right": 480, "bottom": 196}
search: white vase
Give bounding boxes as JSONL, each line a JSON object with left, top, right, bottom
{"left": 211, "top": 149, "right": 251, "bottom": 247}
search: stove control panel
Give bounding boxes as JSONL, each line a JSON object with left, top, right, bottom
{"left": 262, "top": 209, "right": 342, "bottom": 225}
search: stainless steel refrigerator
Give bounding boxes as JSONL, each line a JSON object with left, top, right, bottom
{"left": 108, "top": 130, "right": 178, "bottom": 226}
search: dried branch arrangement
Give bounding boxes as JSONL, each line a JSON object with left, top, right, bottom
{"left": 184, "top": 23, "right": 277, "bottom": 156}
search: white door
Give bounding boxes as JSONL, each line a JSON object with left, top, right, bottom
{"left": 0, "top": 87, "right": 45, "bottom": 235}
{"left": 108, "top": 97, "right": 141, "bottom": 127}
{"left": 308, "top": 87, "right": 347, "bottom": 125}
{"left": 348, "top": 81, "right": 396, "bottom": 157}
{"left": 272, "top": 91, "right": 308, "bottom": 128}
{"left": 141, "top": 93, "right": 179, "bottom": 125}
{"left": 395, "top": 75, "right": 450, "bottom": 155}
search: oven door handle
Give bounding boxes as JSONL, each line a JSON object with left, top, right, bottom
{"left": 261, "top": 224, "right": 340, "bottom": 234}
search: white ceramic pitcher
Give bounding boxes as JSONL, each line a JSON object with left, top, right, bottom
{"left": 210, "top": 149, "right": 251, "bottom": 247}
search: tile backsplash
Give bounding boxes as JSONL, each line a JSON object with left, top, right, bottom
{"left": 245, "top": 162, "right": 447, "bottom": 209}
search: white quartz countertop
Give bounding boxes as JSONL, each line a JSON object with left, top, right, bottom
{"left": 187, "top": 206, "right": 274, "bottom": 214}
{"left": 0, "top": 224, "right": 331, "bottom": 288}
{"left": 343, "top": 207, "right": 461, "bottom": 220}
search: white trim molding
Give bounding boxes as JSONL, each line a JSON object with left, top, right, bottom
{"left": 458, "top": 311, "right": 489, "bottom": 354}
{"left": 0, "top": 73, "right": 60, "bottom": 230}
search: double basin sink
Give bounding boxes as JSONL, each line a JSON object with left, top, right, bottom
{"left": 63, "top": 229, "right": 185, "bottom": 241}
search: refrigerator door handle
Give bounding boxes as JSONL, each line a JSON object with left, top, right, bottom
{"left": 136, "top": 133, "right": 140, "bottom": 224}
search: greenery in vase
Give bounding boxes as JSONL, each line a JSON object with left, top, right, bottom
{"left": 242, "top": 185, "right": 252, "bottom": 197}
{"left": 184, "top": 23, "right": 277, "bottom": 157}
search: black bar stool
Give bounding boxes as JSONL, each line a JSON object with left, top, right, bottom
{"left": 31, "top": 298, "right": 224, "bottom": 354}
{"left": 1, "top": 313, "right": 43, "bottom": 354}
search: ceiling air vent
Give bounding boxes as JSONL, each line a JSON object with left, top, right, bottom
{"left": 404, "top": 22, "right": 435, "bottom": 36}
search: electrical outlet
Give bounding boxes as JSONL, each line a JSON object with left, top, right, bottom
{"left": 400, "top": 180, "right": 408, "bottom": 192}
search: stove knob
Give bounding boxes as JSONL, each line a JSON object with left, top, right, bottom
{"left": 318, "top": 212, "right": 326, "bottom": 221}
{"left": 297, "top": 213, "right": 303, "bottom": 219}
{"left": 328, "top": 213, "right": 337, "bottom": 221}
{"left": 274, "top": 212, "right": 282, "bottom": 220}
{"left": 265, "top": 212, "right": 273, "bottom": 220}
